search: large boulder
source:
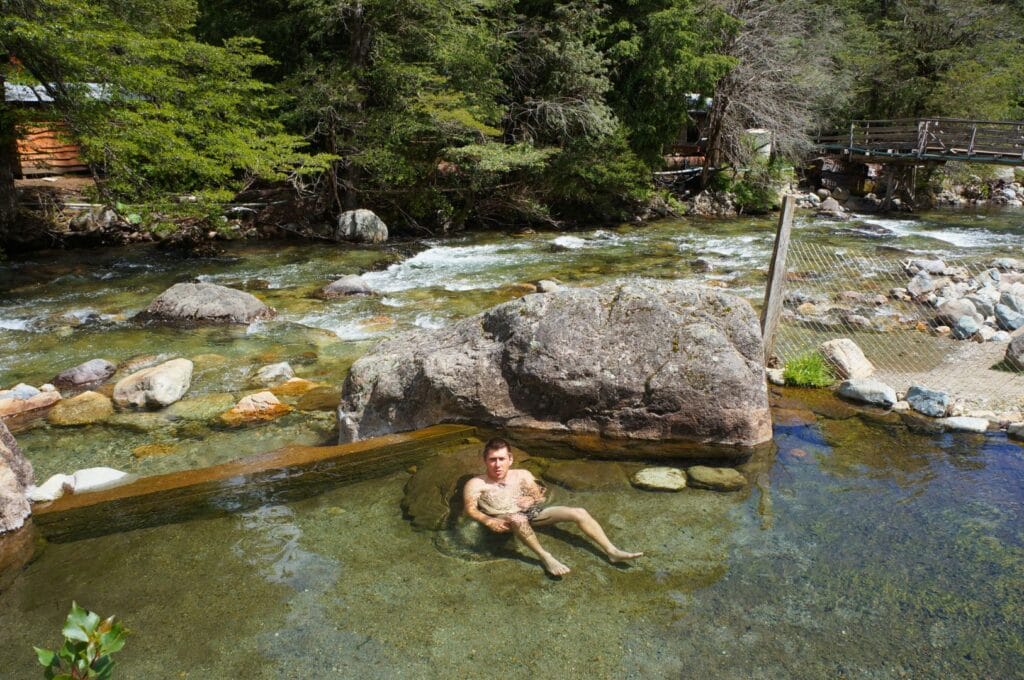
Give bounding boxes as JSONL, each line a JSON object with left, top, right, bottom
{"left": 52, "top": 358, "right": 116, "bottom": 391}
{"left": 136, "top": 282, "right": 276, "bottom": 325}
{"left": 0, "top": 421, "right": 33, "bottom": 534}
{"left": 338, "top": 280, "right": 772, "bottom": 450}
{"left": 335, "top": 209, "right": 388, "bottom": 244}
{"left": 113, "top": 358, "right": 193, "bottom": 409}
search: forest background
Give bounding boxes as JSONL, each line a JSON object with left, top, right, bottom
{"left": 1, "top": 0, "right": 1023, "bottom": 244}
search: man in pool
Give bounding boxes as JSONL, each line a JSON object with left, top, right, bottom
{"left": 462, "top": 437, "right": 642, "bottom": 576}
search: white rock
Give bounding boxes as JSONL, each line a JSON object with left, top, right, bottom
{"left": 766, "top": 368, "right": 785, "bottom": 386}
{"left": 940, "top": 417, "right": 989, "bottom": 434}
{"left": 631, "top": 467, "right": 687, "bottom": 491}
{"left": 1008, "top": 422, "right": 1024, "bottom": 441}
{"left": 26, "top": 474, "right": 75, "bottom": 502}
{"left": 892, "top": 400, "right": 910, "bottom": 413}
{"left": 113, "top": 358, "right": 193, "bottom": 408}
{"left": 39, "top": 384, "right": 57, "bottom": 393}
{"left": 819, "top": 338, "right": 875, "bottom": 379}
{"left": 73, "top": 467, "right": 132, "bottom": 493}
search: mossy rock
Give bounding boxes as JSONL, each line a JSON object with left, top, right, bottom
{"left": 165, "top": 393, "right": 237, "bottom": 421}
{"left": 104, "top": 412, "right": 173, "bottom": 433}
{"left": 686, "top": 465, "right": 746, "bottom": 492}
{"left": 47, "top": 391, "right": 113, "bottom": 426}
{"left": 541, "top": 460, "right": 627, "bottom": 491}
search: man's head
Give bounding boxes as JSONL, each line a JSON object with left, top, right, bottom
{"left": 482, "top": 437, "right": 512, "bottom": 482}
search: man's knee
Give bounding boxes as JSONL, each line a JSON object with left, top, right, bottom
{"left": 570, "top": 507, "right": 591, "bottom": 523}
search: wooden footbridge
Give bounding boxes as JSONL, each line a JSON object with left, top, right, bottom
{"left": 816, "top": 118, "right": 1024, "bottom": 166}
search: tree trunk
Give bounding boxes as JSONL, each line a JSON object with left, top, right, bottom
{"left": 0, "top": 73, "right": 20, "bottom": 244}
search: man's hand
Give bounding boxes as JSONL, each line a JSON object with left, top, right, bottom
{"left": 515, "top": 496, "right": 535, "bottom": 510}
{"left": 484, "top": 517, "right": 510, "bottom": 533}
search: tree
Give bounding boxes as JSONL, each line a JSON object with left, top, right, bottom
{"left": 701, "top": 0, "right": 840, "bottom": 183}
{"left": 0, "top": 68, "right": 18, "bottom": 244}
{"left": 0, "top": 0, "right": 326, "bottom": 235}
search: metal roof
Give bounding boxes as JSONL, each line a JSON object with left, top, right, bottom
{"left": 4, "top": 83, "right": 111, "bottom": 103}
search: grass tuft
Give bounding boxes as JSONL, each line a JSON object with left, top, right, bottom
{"left": 783, "top": 352, "right": 835, "bottom": 387}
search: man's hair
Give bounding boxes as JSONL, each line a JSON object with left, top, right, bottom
{"left": 482, "top": 437, "right": 511, "bottom": 458}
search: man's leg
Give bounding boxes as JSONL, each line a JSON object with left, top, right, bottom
{"left": 533, "top": 506, "right": 643, "bottom": 563}
{"left": 505, "top": 514, "right": 570, "bottom": 576}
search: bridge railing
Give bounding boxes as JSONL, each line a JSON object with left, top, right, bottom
{"left": 816, "top": 118, "right": 1024, "bottom": 162}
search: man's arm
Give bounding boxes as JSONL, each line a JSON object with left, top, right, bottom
{"left": 462, "top": 479, "right": 509, "bottom": 532}
{"left": 515, "top": 470, "right": 547, "bottom": 508}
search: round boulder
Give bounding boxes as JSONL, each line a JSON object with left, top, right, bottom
{"left": 113, "top": 359, "right": 193, "bottom": 409}
{"left": 136, "top": 283, "right": 276, "bottom": 325}
{"left": 0, "top": 421, "right": 33, "bottom": 533}
{"left": 335, "top": 209, "right": 388, "bottom": 244}
{"left": 631, "top": 467, "right": 687, "bottom": 491}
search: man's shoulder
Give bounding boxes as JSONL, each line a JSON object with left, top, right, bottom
{"left": 511, "top": 468, "right": 535, "bottom": 481}
{"left": 463, "top": 475, "right": 486, "bottom": 493}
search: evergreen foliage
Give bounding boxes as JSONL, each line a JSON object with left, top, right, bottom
{"left": 1, "top": 0, "right": 1023, "bottom": 241}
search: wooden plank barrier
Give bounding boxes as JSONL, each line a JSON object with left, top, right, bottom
{"left": 31, "top": 424, "right": 477, "bottom": 542}
{"left": 760, "top": 194, "right": 795, "bottom": 364}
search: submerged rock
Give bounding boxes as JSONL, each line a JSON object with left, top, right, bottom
{"left": 338, "top": 279, "right": 772, "bottom": 452}
{"left": 686, "top": 465, "right": 746, "bottom": 491}
{"left": 0, "top": 421, "right": 33, "bottom": 533}
{"left": 631, "top": 467, "right": 687, "bottom": 491}
{"left": 47, "top": 391, "right": 114, "bottom": 426}
{"left": 164, "top": 393, "right": 238, "bottom": 421}
{"left": 542, "top": 460, "right": 627, "bottom": 491}
{"left": 52, "top": 358, "right": 116, "bottom": 391}
{"left": 113, "top": 358, "right": 193, "bottom": 409}
{"left": 137, "top": 282, "right": 276, "bottom": 325}
{"left": 252, "top": 362, "right": 295, "bottom": 386}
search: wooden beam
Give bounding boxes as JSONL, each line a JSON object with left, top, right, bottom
{"left": 31, "top": 423, "right": 477, "bottom": 542}
{"left": 760, "top": 194, "right": 795, "bottom": 365}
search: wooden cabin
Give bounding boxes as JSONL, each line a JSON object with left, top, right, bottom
{"left": 4, "top": 83, "right": 89, "bottom": 177}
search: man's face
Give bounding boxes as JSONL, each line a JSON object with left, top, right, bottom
{"left": 484, "top": 447, "right": 512, "bottom": 482}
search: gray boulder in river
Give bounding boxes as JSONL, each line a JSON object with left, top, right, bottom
{"left": 335, "top": 209, "right": 388, "bottom": 244}
{"left": 136, "top": 282, "right": 276, "bottom": 324}
{"left": 337, "top": 279, "right": 772, "bottom": 450}
{"left": 0, "top": 421, "right": 33, "bottom": 534}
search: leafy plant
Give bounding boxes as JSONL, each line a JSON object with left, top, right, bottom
{"left": 783, "top": 352, "right": 835, "bottom": 387}
{"left": 35, "top": 602, "right": 128, "bottom": 680}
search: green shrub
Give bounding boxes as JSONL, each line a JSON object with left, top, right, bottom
{"left": 35, "top": 602, "right": 128, "bottom": 679}
{"left": 783, "top": 352, "right": 835, "bottom": 387}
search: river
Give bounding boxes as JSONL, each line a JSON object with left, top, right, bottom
{"left": 1, "top": 208, "right": 1022, "bottom": 677}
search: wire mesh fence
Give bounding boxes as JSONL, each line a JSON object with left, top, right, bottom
{"left": 772, "top": 241, "right": 1024, "bottom": 411}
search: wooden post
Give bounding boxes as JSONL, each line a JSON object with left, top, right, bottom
{"left": 760, "top": 194, "right": 795, "bottom": 365}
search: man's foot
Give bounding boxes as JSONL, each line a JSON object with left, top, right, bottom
{"left": 608, "top": 548, "right": 643, "bottom": 563}
{"left": 541, "top": 554, "right": 570, "bottom": 576}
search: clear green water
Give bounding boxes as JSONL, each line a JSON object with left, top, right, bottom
{"left": 0, "top": 414, "right": 1021, "bottom": 677}
{"left": 2, "top": 208, "right": 1024, "bottom": 677}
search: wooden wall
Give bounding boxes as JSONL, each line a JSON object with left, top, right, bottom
{"left": 15, "top": 123, "right": 87, "bottom": 176}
